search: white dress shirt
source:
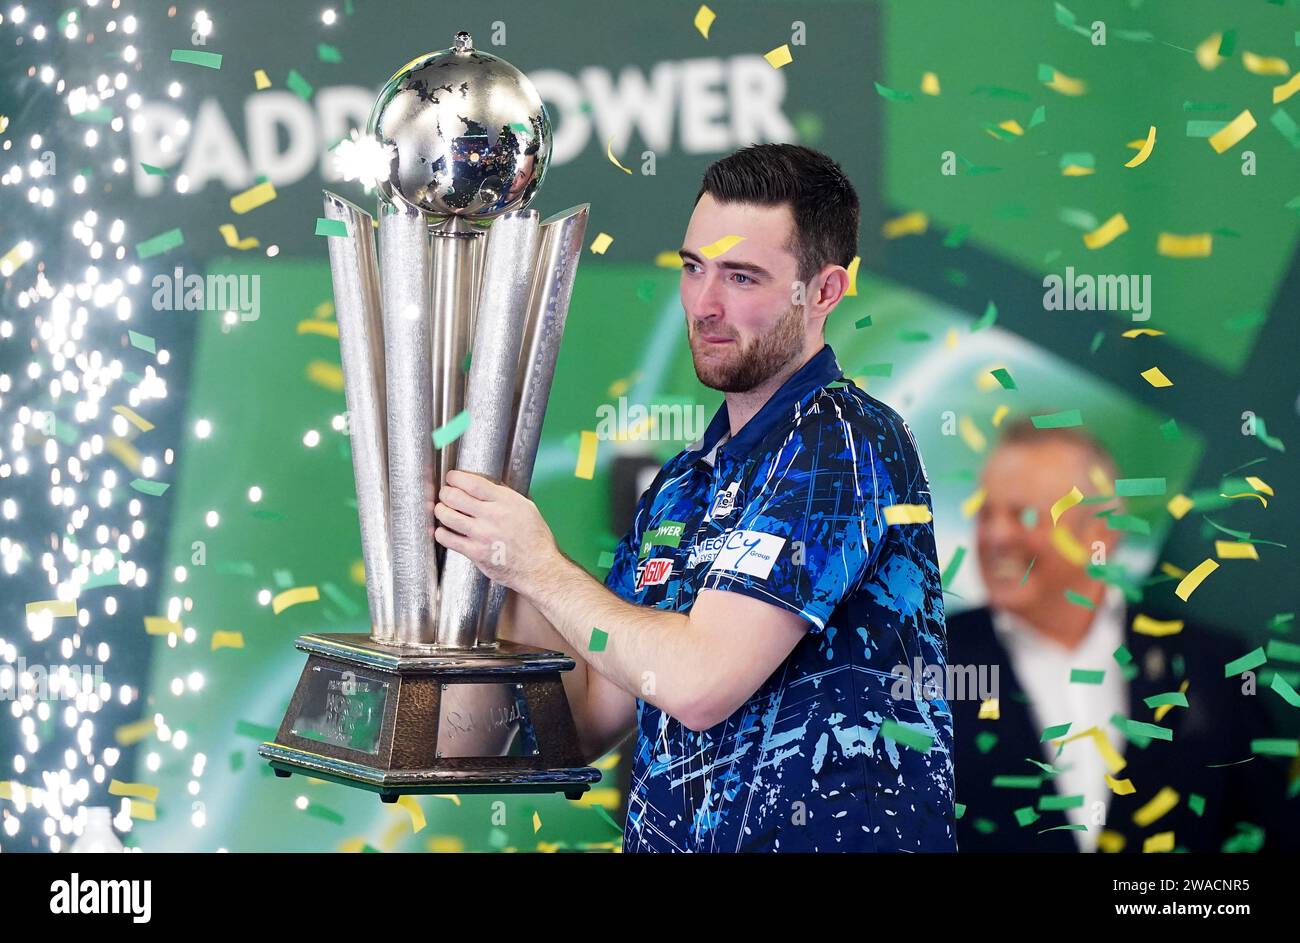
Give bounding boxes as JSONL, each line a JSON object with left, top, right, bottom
{"left": 991, "top": 585, "right": 1128, "bottom": 851}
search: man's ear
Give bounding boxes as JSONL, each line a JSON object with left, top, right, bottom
{"left": 813, "top": 265, "right": 850, "bottom": 314}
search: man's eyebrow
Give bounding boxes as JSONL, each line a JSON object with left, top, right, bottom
{"left": 677, "top": 249, "right": 772, "bottom": 278}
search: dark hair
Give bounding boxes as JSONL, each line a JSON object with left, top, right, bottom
{"left": 995, "top": 417, "right": 1119, "bottom": 484}
{"left": 695, "top": 143, "right": 859, "bottom": 284}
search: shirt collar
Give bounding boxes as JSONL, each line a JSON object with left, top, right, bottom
{"left": 690, "top": 344, "right": 844, "bottom": 465}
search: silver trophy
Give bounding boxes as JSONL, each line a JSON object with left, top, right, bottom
{"left": 260, "top": 33, "right": 598, "bottom": 802}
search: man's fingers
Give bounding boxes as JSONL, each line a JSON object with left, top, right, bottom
{"left": 437, "top": 485, "right": 483, "bottom": 515}
{"left": 433, "top": 501, "right": 478, "bottom": 537}
{"left": 446, "top": 469, "right": 499, "bottom": 500}
{"left": 434, "top": 525, "right": 475, "bottom": 557}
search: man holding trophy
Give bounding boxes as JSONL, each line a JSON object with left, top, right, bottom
{"left": 435, "top": 143, "right": 957, "bottom": 853}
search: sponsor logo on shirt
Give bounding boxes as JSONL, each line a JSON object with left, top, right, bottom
{"left": 634, "top": 556, "right": 674, "bottom": 591}
{"left": 638, "top": 519, "right": 687, "bottom": 559}
{"left": 707, "top": 529, "right": 786, "bottom": 579}
{"left": 708, "top": 482, "right": 740, "bottom": 520}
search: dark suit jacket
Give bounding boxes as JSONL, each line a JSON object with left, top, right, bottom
{"left": 948, "top": 606, "right": 1300, "bottom": 852}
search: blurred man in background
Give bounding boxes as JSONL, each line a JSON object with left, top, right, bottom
{"left": 949, "top": 419, "right": 1299, "bottom": 852}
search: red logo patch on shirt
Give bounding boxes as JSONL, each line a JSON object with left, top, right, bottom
{"left": 634, "top": 557, "right": 674, "bottom": 591}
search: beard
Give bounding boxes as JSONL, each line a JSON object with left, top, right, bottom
{"left": 689, "top": 303, "right": 805, "bottom": 393}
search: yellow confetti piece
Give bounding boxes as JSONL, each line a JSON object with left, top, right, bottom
{"left": 297, "top": 319, "right": 339, "bottom": 338}
{"left": 106, "top": 436, "right": 143, "bottom": 473}
{"left": 1166, "top": 493, "right": 1194, "bottom": 520}
{"left": 1215, "top": 541, "right": 1259, "bottom": 560}
{"left": 1140, "top": 366, "right": 1173, "bottom": 388}
{"left": 1, "top": 241, "right": 32, "bottom": 277}
{"left": 845, "top": 255, "right": 860, "bottom": 296}
{"left": 115, "top": 718, "right": 155, "bottom": 746}
{"left": 338, "top": 837, "right": 367, "bottom": 853}
{"left": 211, "top": 630, "right": 245, "bottom": 650}
{"left": 313, "top": 299, "right": 334, "bottom": 318}
{"left": 654, "top": 250, "right": 683, "bottom": 268}
{"left": 112, "top": 404, "right": 154, "bottom": 432}
{"left": 1221, "top": 490, "right": 1267, "bottom": 508}
{"left": 1106, "top": 774, "right": 1136, "bottom": 795}
{"left": 229, "top": 180, "right": 277, "bottom": 215}
{"left": 699, "top": 234, "right": 745, "bottom": 259}
{"left": 1160, "top": 561, "right": 1187, "bottom": 579}
{"left": 1156, "top": 233, "right": 1212, "bottom": 258}
{"left": 1274, "top": 71, "right": 1300, "bottom": 104}
{"left": 306, "top": 359, "right": 345, "bottom": 391}
{"left": 921, "top": 71, "right": 940, "bottom": 96}
{"left": 397, "top": 795, "right": 426, "bottom": 833}
{"left": 1245, "top": 475, "right": 1273, "bottom": 496}
{"left": 144, "top": 616, "right": 181, "bottom": 636}
{"left": 1174, "top": 559, "right": 1218, "bottom": 601}
{"left": 978, "top": 698, "right": 1000, "bottom": 720}
{"left": 1143, "top": 831, "right": 1175, "bottom": 853}
{"left": 1044, "top": 67, "right": 1086, "bottom": 96}
{"left": 1088, "top": 464, "right": 1112, "bottom": 496}
{"left": 960, "top": 486, "right": 986, "bottom": 519}
{"left": 991, "top": 404, "right": 1010, "bottom": 427}
{"left": 1243, "top": 52, "right": 1289, "bottom": 76}
{"left": 1196, "top": 33, "right": 1226, "bottom": 71}
{"left": 350, "top": 559, "right": 366, "bottom": 585}
{"left": 575, "top": 787, "right": 622, "bottom": 809}
{"left": 1097, "top": 829, "right": 1126, "bottom": 853}
{"left": 693, "top": 4, "right": 715, "bottom": 39}
{"left": 254, "top": 68, "right": 271, "bottom": 90}
{"left": 430, "top": 793, "right": 462, "bottom": 806}
{"left": 25, "top": 598, "right": 78, "bottom": 618}
{"left": 1060, "top": 163, "right": 1095, "bottom": 177}
{"left": 536, "top": 840, "right": 562, "bottom": 853}
{"left": 958, "top": 415, "right": 986, "bottom": 453}
{"left": 590, "top": 232, "right": 614, "bottom": 255}
{"left": 605, "top": 137, "right": 633, "bottom": 175}
{"left": 1051, "top": 525, "right": 1088, "bottom": 566}
{"left": 594, "top": 752, "right": 622, "bottom": 771}
{"left": 1133, "top": 786, "right": 1179, "bottom": 827}
{"left": 218, "top": 223, "right": 260, "bottom": 250}
{"left": 1050, "top": 486, "right": 1084, "bottom": 525}
{"left": 574, "top": 430, "right": 599, "bottom": 480}
{"left": 996, "top": 119, "right": 1024, "bottom": 136}
{"left": 1154, "top": 680, "right": 1189, "bottom": 723}
{"left": 1208, "top": 110, "right": 1256, "bottom": 153}
{"left": 109, "top": 779, "right": 160, "bottom": 803}
{"left": 1122, "top": 328, "right": 1165, "bottom": 338}
{"left": 764, "top": 44, "right": 792, "bottom": 69}
{"left": 1061, "top": 726, "right": 1126, "bottom": 775}
{"left": 945, "top": 328, "right": 958, "bottom": 349}
{"left": 532, "top": 810, "right": 543, "bottom": 832}
{"left": 1124, "top": 125, "right": 1156, "bottom": 168}
{"left": 1133, "top": 614, "right": 1184, "bottom": 637}
{"left": 0, "top": 115, "right": 7, "bottom": 134}
{"left": 272, "top": 585, "right": 320, "bottom": 615}
{"left": 883, "top": 504, "right": 933, "bottom": 525}
{"left": 883, "top": 211, "right": 928, "bottom": 239}
{"left": 1082, "top": 213, "right": 1128, "bottom": 249}
{"left": 426, "top": 835, "right": 465, "bottom": 853}
{"left": 126, "top": 799, "right": 156, "bottom": 821}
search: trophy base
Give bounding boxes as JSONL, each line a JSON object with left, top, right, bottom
{"left": 258, "top": 633, "right": 601, "bottom": 803}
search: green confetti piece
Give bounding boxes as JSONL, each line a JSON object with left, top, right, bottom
{"left": 1026, "top": 759, "right": 1066, "bottom": 776}
{"left": 215, "top": 560, "right": 256, "bottom": 576}
{"left": 72, "top": 107, "right": 113, "bottom": 123}
{"left": 234, "top": 720, "right": 278, "bottom": 741}
{"left": 461, "top": 349, "right": 473, "bottom": 373}
{"left": 1217, "top": 30, "right": 1237, "bottom": 57}
{"left": 992, "top": 775, "right": 1042, "bottom": 789}
{"left": 432, "top": 409, "right": 470, "bottom": 449}
{"left": 140, "top": 162, "right": 170, "bottom": 176}
{"left": 882, "top": 719, "right": 934, "bottom": 753}
{"left": 1115, "top": 717, "right": 1173, "bottom": 742}
{"left": 873, "top": 81, "right": 914, "bottom": 102}
{"left": 1089, "top": 330, "right": 1105, "bottom": 354}
{"left": 975, "top": 730, "right": 998, "bottom": 754}
{"left": 1058, "top": 207, "right": 1098, "bottom": 230}
{"left": 1105, "top": 514, "right": 1150, "bottom": 535}
{"left": 1114, "top": 477, "right": 1165, "bottom": 496}
{"left": 1188, "top": 793, "right": 1205, "bottom": 817}
{"left": 1183, "top": 100, "right": 1230, "bottom": 111}
{"left": 941, "top": 546, "right": 966, "bottom": 587}
{"left": 1058, "top": 152, "right": 1094, "bottom": 169}
{"left": 135, "top": 227, "right": 184, "bottom": 259}
{"left": 170, "top": 49, "right": 223, "bottom": 70}
{"left": 1224, "top": 310, "right": 1266, "bottom": 332}
{"left": 1250, "top": 738, "right": 1299, "bottom": 757}
{"left": 1143, "top": 691, "right": 1188, "bottom": 709}
{"left": 1114, "top": 644, "right": 1133, "bottom": 666}
{"left": 317, "top": 43, "right": 342, "bottom": 63}
{"left": 252, "top": 509, "right": 287, "bottom": 521}
{"left": 1014, "top": 806, "right": 1040, "bottom": 827}
{"left": 1185, "top": 120, "right": 1228, "bottom": 138}
{"left": 596, "top": 550, "right": 616, "bottom": 570}
{"left": 315, "top": 217, "right": 349, "bottom": 237}
{"left": 1270, "top": 107, "right": 1300, "bottom": 149}
{"left": 286, "top": 68, "right": 314, "bottom": 101}
{"left": 320, "top": 581, "right": 362, "bottom": 618}
{"left": 1031, "top": 409, "right": 1082, "bottom": 429}
{"left": 990, "top": 367, "right": 1016, "bottom": 390}
{"left": 854, "top": 314, "right": 873, "bottom": 329}
{"left": 1020, "top": 557, "right": 1035, "bottom": 586}
{"left": 1253, "top": 417, "right": 1285, "bottom": 452}
{"left": 1019, "top": 507, "right": 1038, "bottom": 527}
{"left": 1038, "top": 793, "right": 1084, "bottom": 811}
{"left": 942, "top": 223, "right": 971, "bottom": 248}
{"left": 1071, "top": 669, "right": 1105, "bottom": 685}
{"left": 1064, "top": 590, "right": 1094, "bottom": 609}
{"left": 128, "top": 329, "right": 157, "bottom": 354}
{"left": 230, "top": 750, "right": 245, "bottom": 772}
{"left": 1286, "top": 195, "right": 1300, "bottom": 215}
{"left": 1028, "top": 104, "right": 1047, "bottom": 128}
{"left": 954, "top": 802, "right": 966, "bottom": 820}
{"left": 1269, "top": 673, "right": 1300, "bottom": 707}
{"left": 591, "top": 805, "right": 622, "bottom": 833}
{"left": 857, "top": 363, "right": 892, "bottom": 378}
{"left": 898, "top": 329, "right": 931, "bottom": 342}
{"left": 1041, "top": 722, "right": 1072, "bottom": 742}
{"left": 971, "top": 85, "right": 1032, "bottom": 101}
{"left": 304, "top": 802, "right": 345, "bottom": 825}
{"left": 273, "top": 568, "right": 295, "bottom": 589}
{"left": 1267, "top": 639, "right": 1300, "bottom": 663}
{"left": 588, "top": 627, "right": 608, "bottom": 652}
{"left": 130, "top": 478, "right": 169, "bottom": 496}
{"left": 1039, "top": 824, "right": 1089, "bottom": 834}
{"left": 972, "top": 300, "right": 997, "bottom": 331}
{"left": 1223, "top": 647, "right": 1267, "bottom": 677}
{"left": 1268, "top": 612, "right": 1295, "bottom": 632}
{"left": 1159, "top": 418, "right": 1181, "bottom": 440}
{"left": 973, "top": 817, "right": 997, "bottom": 834}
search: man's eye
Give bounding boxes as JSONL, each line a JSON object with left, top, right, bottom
{"left": 731, "top": 273, "right": 752, "bottom": 285}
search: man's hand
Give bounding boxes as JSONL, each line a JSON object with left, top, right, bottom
{"left": 432, "top": 470, "right": 561, "bottom": 596}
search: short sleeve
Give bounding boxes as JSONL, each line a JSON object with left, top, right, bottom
{"left": 603, "top": 471, "right": 662, "bottom": 601}
{"left": 699, "top": 405, "right": 894, "bottom": 632}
